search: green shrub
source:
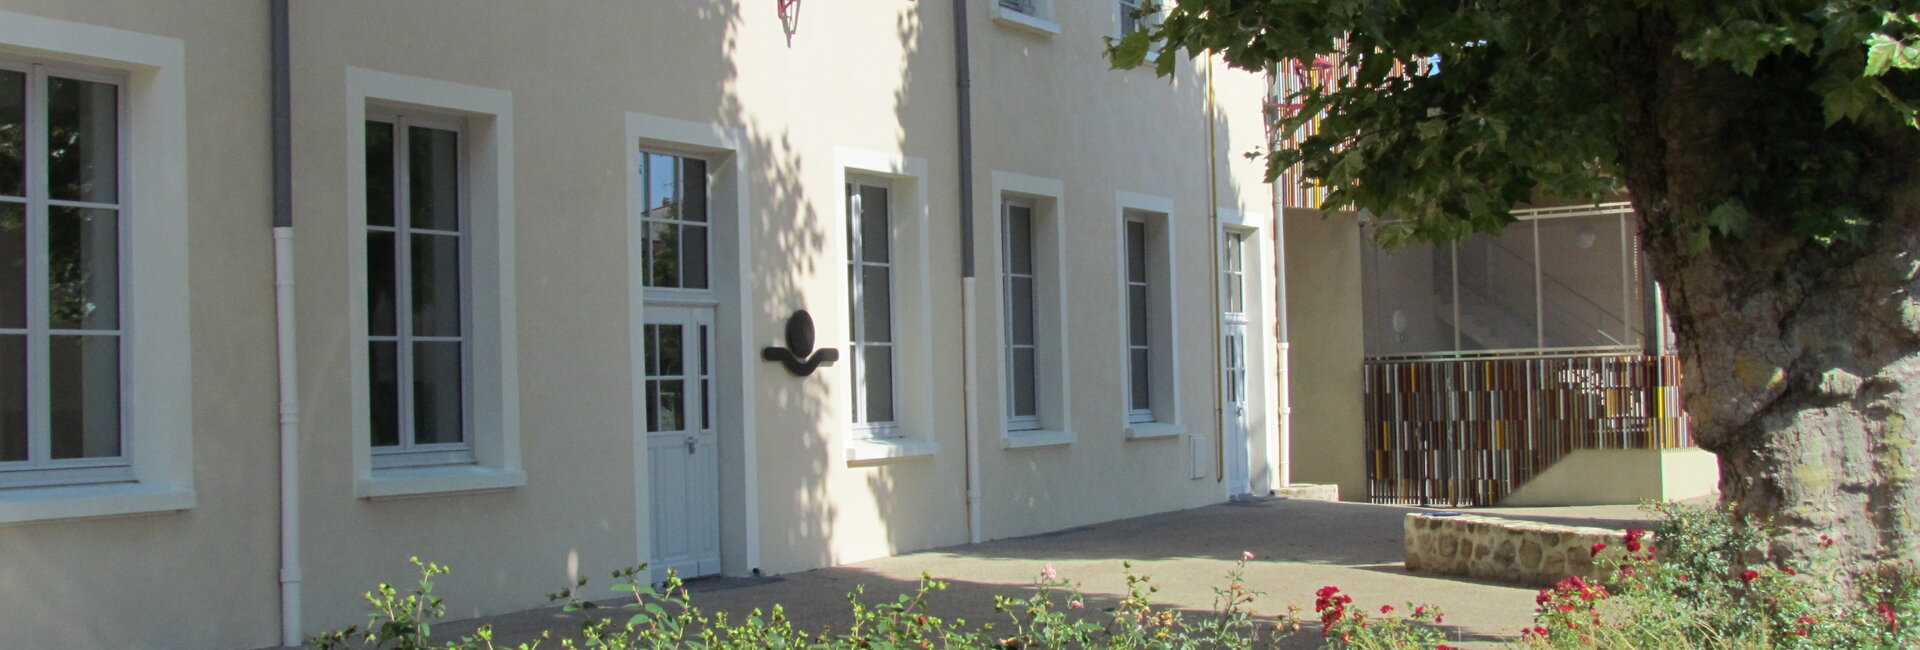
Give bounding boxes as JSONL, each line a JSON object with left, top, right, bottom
{"left": 1516, "top": 503, "right": 1920, "bottom": 649}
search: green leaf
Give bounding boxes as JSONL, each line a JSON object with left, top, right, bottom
{"left": 1707, "top": 200, "right": 1752, "bottom": 237}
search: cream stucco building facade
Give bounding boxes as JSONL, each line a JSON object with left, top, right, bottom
{"left": 0, "top": 2, "right": 1284, "bottom": 647}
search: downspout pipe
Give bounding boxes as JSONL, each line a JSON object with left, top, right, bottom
{"left": 270, "top": 0, "right": 303, "bottom": 645}
{"left": 1271, "top": 92, "right": 1292, "bottom": 490}
{"left": 953, "top": 0, "right": 984, "bottom": 544}
{"left": 1204, "top": 56, "right": 1228, "bottom": 489}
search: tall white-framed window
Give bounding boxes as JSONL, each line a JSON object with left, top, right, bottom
{"left": 637, "top": 152, "right": 710, "bottom": 291}
{"left": 1123, "top": 216, "right": 1153, "bottom": 423}
{"left": 0, "top": 59, "right": 129, "bottom": 488}
{"left": 1002, "top": 198, "right": 1040, "bottom": 431}
{"left": 991, "top": 172, "right": 1072, "bottom": 448}
{"left": 364, "top": 112, "right": 472, "bottom": 468}
{"left": 847, "top": 179, "right": 897, "bottom": 439}
{"left": 0, "top": 11, "right": 193, "bottom": 524}
{"left": 348, "top": 67, "right": 521, "bottom": 498}
{"left": 1116, "top": 193, "right": 1179, "bottom": 437}
{"left": 836, "top": 147, "right": 936, "bottom": 462}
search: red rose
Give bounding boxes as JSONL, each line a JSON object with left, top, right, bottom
{"left": 1740, "top": 569, "right": 1760, "bottom": 584}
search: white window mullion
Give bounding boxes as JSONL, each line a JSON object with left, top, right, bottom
{"left": 848, "top": 187, "right": 866, "bottom": 426}
{"left": 393, "top": 119, "right": 417, "bottom": 454}
{"left": 23, "top": 64, "right": 48, "bottom": 464}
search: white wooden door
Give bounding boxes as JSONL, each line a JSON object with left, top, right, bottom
{"left": 1221, "top": 230, "right": 1253, "bottom": 497}
{"left": 642, "top": 306, "right": 721, "bottom": 582}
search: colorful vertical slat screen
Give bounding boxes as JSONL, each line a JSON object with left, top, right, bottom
{"left": 1364, "top": 354, "right": 1691, "bottom": 506}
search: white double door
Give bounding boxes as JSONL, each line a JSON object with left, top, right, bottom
{"left": 642, "top": 305, "right": 721, "bottom": 582}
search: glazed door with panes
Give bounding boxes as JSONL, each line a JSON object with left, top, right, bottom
{"left": 642, "top": 306, "right": 719, "bottom": 582}
{"left": 1221, "top": 230, "right": 1252, "bottom": 497}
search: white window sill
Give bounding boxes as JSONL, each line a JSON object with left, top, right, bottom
{"left": 1126, "top": 422, "right": 1186, "bottom": 440}
{"left": 992, "top": 7, "right": 1061, "bottom": 35}
{"left": 1003, "top": 429, "right": 1076, "bottom": 449}
{"left": 357, "top": 465, "right": 527, "bottom": 500}
{"left": 845, "top": 438, "right": 941, "bottom": 464}
{"left": 0, "top": 482, "right": 195, "bottom": 525}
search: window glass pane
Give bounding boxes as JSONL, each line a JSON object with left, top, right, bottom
{"left": 365, "top": 121, "right": 395, "bottom": 227}
{"left": 0, "top": 69, "right": 22, "bottom": 198}
{"left": 48, "top": 206, "right": 118, "bottom": 330}
{"left": 1128, "top": 285, "right": 1148, "bottom": 346}
{"left": 46, "top": 76, "right": 117, "bottom": 204}
{"left": 658, "top": 324, "right": 684, "bottom": 375}
{"left": 1456, "top": 224, "right": 1539, "bottom": 351}
{"left": 1126, "top": 221, "right": 1147, "bottom": 281}
{"left": 643, "top": 324, "right": 659, "bottom": 375}
{"left": 644, "top": 380, "right": 660, "bottom": 433}
{"left": 1012, "top": 347, "right": 1037, "bottom": 418}
{"left": 859, "top": 185, "right": 889, "bottom": 263}
{"left": 1227, "top": 274, "right": 1243, "bottom": 314}
{"left": 0, "top": 335, "right": 21, "bottom": 461}
{"left": 369, "top": 341, "right": 400, "bottom": 447}
{"left": 1537, "top": 215, "right": 1639, "bottom": 348}
{"left": 1010, "top": 276, "right": 1035, "bottom": 346}
{"left": 1129, "top": 348, "right": 1150, "bottom": 411}
{"left": 863, "top": 346, "right": 894, "bottom": 423}
{"left": 647, "top": 153, "right": 677, "bottom": 215}
{"left": 683, "top": 225, "right": 708, "bottom": 289}
{"left": 49, "top": 335, "right": 119, "bottom": 459}
{"left": 862, "top": 266, "right": 891, "bottom": 342}
{"left": 367, "top": 231, "right": 397, "bottom": 336}
{"left": 0, "top": 202, "right": 22, "bottom": 328}
{"left": 408, "top": 125, "right": 460, "bottom": 231}
{"left": 648, "top": 221, "right": 680, "bottom": 287}
{"left": 657, "top": 379, "right": 683, "bottom": 431}
{"left": 699, "top": 325, "right": 710, "bottom": 375}
{"left": 412, "top": 340, "right": 464, "bottom": 445}
{"left": 410, "top": 233, "right": 462, "bottom": 337}
{"left": 1360, "top": 235, "right": 1457, "bottom": 356}
{"left": 1006, "top": 205, "right": 1033, "bottom": 274}
{"left": 682, "top": 158, "right": 707, "bottom": 222}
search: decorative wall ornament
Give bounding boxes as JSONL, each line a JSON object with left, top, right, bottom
{"left": 762, "top": 310, "right": 839, "bottom": 377}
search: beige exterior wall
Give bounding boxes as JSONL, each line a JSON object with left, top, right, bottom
{"left": 0, "top": 1, "right": 1277, "bottom": 647}
{"left": 1281, "top": 209, "right": 1368, "bottom": 500}
{"left": 0, "top": 3, "right": 280, "bottom": 648}
{"left": 1501, "top": 448, "right": 1720, "bottom": 507}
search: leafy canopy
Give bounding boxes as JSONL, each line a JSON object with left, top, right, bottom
{"left": 1111, "top": 1, "right": 1920, "bottom": 250}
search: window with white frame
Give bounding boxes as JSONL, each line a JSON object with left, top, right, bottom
{"left": 365, "top": 113, "right": 472, "bottom": 468}
{"left": 349, "top": 68, "right": 520, "bottom": 497}
{"left": 1123, "top": 216, "right": 1153, "bottom": 422}
{"left": 637, "top": 152, "right": 709, "bottom": 290}
{"left": 1118, "top": 0, "right": 1163, "bottom": 37}
{"left": 0, "top": 59, "right": 128, "bottom": 487}
{"left": 1224, "top": 230, "right": 1247, "bottom": 318}
{"left": 992, "top": 0, "right": 1059, "bottom": 32}
{"left": 0, "top": 12, "right": 193, "bottom": 522}
{"left": 847, "top": 180, "right": 897, "bottom": 438}
{"left": 1002, "top": 199, "right": 1040, "bottom": 430}
{"left": 1119, "top": 205, "right": 1176, "bottom": 430}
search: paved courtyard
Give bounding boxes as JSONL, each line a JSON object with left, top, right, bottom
{"left": 373, "top": 498, "right": 1653, "bottom": 649}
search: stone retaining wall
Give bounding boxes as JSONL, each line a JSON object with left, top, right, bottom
{"left": 1403, "top": 513, "right": 1626, "bottom": 586}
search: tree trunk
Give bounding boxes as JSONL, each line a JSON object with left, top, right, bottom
{"left": 1605, "top": 11, "right": 1920, "bottom": 572}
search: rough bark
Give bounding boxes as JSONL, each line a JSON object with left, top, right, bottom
{"left": 1604, "top": 11, "right": 1920, "bottom": 573}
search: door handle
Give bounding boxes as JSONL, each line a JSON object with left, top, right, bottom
{"left": 685, "top": 436, "right": 697, "bottom": 455}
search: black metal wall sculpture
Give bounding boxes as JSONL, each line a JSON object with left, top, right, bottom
{"left": 762, "top": 310, "right": 839, "bottom": 377}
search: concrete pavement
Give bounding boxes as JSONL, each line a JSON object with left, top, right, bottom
{"left": 378, "top": 498, "right": 1653, "bottom": 649}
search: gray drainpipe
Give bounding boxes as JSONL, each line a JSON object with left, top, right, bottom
{"left": 270, "top": 0, "right": 304, "bottom": 645}
{"left": 953, "top": 0, "right": 985, "bottom": 544}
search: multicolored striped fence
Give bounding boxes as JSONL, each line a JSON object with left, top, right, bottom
{"left": 1363, "top": 354, "right": 1691, "bottom": 506}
